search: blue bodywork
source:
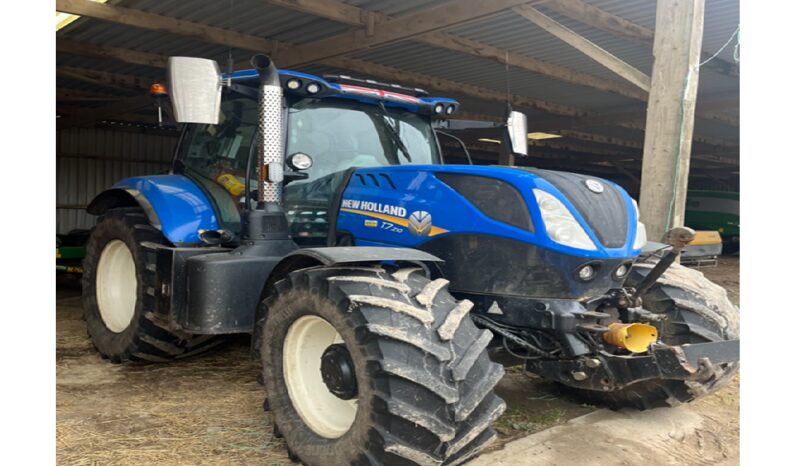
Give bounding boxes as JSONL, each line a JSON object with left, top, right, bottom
{"left": 110, "top": 175, "right": 219, "bottom": 244}
{"left": 337, "top": 165, "right": 640, "bottom": 260}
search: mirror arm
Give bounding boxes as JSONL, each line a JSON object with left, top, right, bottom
{"left": 283, "top": 171, "right": 310, "bottom": 185}
{"left": 435, "top": 130, "right": 473, "bottom": 165}
{"left": 228, "top": 83, "right": 259, "bottom": 99}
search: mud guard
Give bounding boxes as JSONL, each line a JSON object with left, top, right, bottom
{"left": 87, "top": 175, "right": 219, "bottom": 245}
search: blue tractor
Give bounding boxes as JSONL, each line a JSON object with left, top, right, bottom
{"left": 82, "top": 55, "right": 739, "bottom": 465}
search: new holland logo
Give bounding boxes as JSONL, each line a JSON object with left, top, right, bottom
{"left": 408, "top": 211, "right": 432, "bottom": 237}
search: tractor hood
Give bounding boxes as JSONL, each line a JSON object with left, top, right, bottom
{"left": 336, "top": 164, "right": 644, "bottom": 299}
{"left": 338, "top": 164, "right": 642, "bottom": 258}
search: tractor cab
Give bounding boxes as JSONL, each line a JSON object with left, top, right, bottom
{"left": 173, "top": 70, "right": 455, "bottom": 246}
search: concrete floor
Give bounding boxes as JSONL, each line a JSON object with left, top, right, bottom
{"left": 56, "top": 257, "right": 739, "bottom": 465}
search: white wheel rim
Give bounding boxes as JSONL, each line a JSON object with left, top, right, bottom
{"left": 96, "top": 240, "right": 138, "bottom": 333}
{"left": 283, "top": 315, "right": 358, "bottom": 438}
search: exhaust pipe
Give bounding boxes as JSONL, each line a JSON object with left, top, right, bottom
{"left": 251, "top": 54, "right": 284, "bottom": 206}
{"left": 602, "top": 323, "right": 658, "bottom": 353}
{"left": 240, "top": 54, "right": 290, "bottom": 242}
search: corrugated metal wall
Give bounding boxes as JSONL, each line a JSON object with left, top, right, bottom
{"left": 56, "top": 127, "right": 179, "bottom": 234}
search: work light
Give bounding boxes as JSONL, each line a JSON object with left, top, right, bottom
{"left": 534, "top": 189, "right": 596, "bottom": 251}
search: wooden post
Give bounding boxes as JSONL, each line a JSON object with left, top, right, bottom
{"left": 638, "top": 0, "right": 705, "bottom": 241}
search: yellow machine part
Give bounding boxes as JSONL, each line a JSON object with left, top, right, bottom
{"left": 216, "top": 173, "right": 246, "bottom": 197}
{"left": 602, "top": 323, "right": 658, "bottom": 353}
{"left": 689, "top": 230, "right": 722, "bottom": 246}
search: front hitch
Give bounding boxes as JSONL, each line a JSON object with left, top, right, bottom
{"left": 527, "top": 339, "right": 740, "bottom": 391}
{"left": 632, "top": 226, "right": 696, "bottom": 302}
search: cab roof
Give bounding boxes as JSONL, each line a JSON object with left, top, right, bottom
{"left": 224, "top": 69, "right": 460, "bottom": 118}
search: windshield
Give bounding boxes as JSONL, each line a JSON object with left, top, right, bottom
{"left": 286, "top": 98, "right": 440, "bottom": 175}
{"left": 283, "top": 98, "right": 439, "bottom": 244}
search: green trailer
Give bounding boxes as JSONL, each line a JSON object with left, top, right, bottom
{"left": 685, "top": 190, "right": 739, "bottom": 253}
{"left": 56, "top": 230, "right": 89, "bottom": 274}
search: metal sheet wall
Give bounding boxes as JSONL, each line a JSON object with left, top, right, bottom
{"left": 56, "top": 127, "right": 179, "bottom": 234}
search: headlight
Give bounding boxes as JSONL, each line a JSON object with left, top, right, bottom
{"left": 533, "top": 189, "right": 597, "bottom": 250}
{"left": 631, "top": 199, "right": 647, "bottom": 249}
{"left": 633, "top": 223, "right": 647, "bottom": 249}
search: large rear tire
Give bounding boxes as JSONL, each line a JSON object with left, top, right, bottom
{"left": 260, "top": 265, "right": 506, "bottom": 466}
{"left": 82, "top": 207, "right": 222, "bottom": 363}
{"left": 574, "top": 260, "right": 739, "bottom": 410}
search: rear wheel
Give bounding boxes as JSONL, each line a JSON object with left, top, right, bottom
{"left": 574, "top": 260, "right": 739, "bottom": 410}
{"left": 260, "top": 265, "right": 506, "bottom": 465}
{"left": 82, "top": 207, "right": 222, "bottom": 363}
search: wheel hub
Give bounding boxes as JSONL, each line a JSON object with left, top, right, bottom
{"left": 96, "top": 239, "right": 137, "bottom": 333}
{"left": 282, "top": 315, "right": 358, "bottom": 438}
{"left": 320, "top": 343, "right": 358, "bottom": 400}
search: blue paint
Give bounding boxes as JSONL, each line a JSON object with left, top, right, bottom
{"left": 111, "top": 175, "right": 218, "bottom": 244}
{"left": 337, "top": 165, "right": 640, "bottom": 261}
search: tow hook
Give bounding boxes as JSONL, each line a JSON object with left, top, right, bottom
{"left": 602, "top": 322, "right": 658, "bottom": 353}
{"left": 632, "top": 226, "right": 696, "bottom": 301}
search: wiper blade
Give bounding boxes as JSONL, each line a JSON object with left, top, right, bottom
{"left": 378, "top": 102, "right": 412, "bottom": 162}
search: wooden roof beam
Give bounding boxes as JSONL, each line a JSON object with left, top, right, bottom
{"left": 264, "top": 0, "right": 648, "bottom": 102}
{"left": 57, "top": 66, "right": 149, "bottom": 92}
{"left": 57, "top": 38, "right": 167, "bottom": 68}
{"left": 263, "top": 0, "right": 366, "bottom": 27}
{"left": 58, "top": 93, "right": 154, "bottom": 128}
{"left": 272, "top": 0, "right": 540, "bottom": 67}
{"left": 543, "top": 0, "right": 739, "bottom": 78}
{"left": 513, "top": 5, "right": 651, "bottom": 91}
{"left": 57, "top": 88, "right": 119, "bottom": 101}
{"left": 56, "top": 0, "right": 279, "bottom": 55}
{"left": 265, "top": 0, "right": 733, "bottom": 127}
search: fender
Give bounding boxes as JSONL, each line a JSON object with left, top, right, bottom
{"left": 264, "top": 246, "right": 442, "bottom": 294}
{"left": 282, "top": 246, "right": 442, "bottom": 266}
{"left": 87, "top": 175, "right": 219, "bottom": 244}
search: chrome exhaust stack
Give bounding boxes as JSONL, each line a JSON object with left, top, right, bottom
{"left": 250, "top": 54, "right": 284, "bottom": 206}
{"left": 241, "top": 54, "right": 290, "bottom": 242}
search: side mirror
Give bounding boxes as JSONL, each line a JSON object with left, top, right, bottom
{"left": 167, "top": 57, "right": 222, "bottom": 124}
{"left": 505, "top": 110, "right": 528, "bottom": 156}
{"left": 287, "top": 152, "right": 314, "bottom": 171}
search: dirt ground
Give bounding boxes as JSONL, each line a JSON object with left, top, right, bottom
{"left": 56, "top": 257, "right": 739, "bottom": 465}
{"left": 700, "top": 256, "right": 740, "bottom": 305}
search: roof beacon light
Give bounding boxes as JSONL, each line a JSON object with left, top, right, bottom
{"left": 149, "top": 83, "right": 168, "bottom": 96}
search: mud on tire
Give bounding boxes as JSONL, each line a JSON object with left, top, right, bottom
{"left": 260, "top": 265, "right": 506, "bottom": 466}
{"left": 578, "top": 260, "right": 739, "bottom": 410}
{"left": 82, "top": 207, "right": 222, "bottom": 363}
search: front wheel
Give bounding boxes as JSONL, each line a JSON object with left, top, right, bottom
{"left": 260, "top": 265, "right": 506, "bottom": 465}
{"left": 82, "top": 207, "right": 222, "bottom": 363}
